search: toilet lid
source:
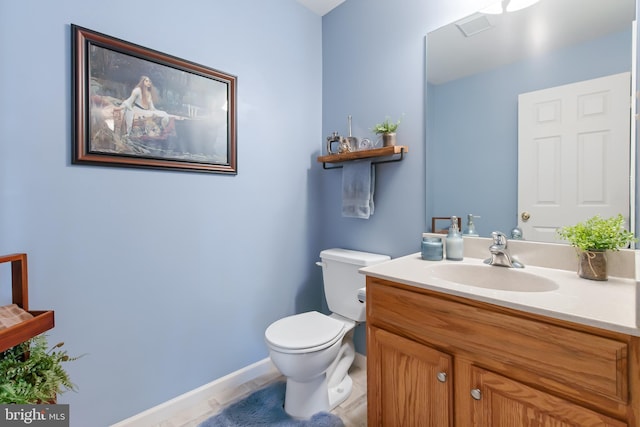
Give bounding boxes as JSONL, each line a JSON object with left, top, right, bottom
{"left": 265, "top": 311, "right": 344, "bottom": 350}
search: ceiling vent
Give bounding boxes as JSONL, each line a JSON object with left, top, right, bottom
{"left": 455, "top": 13, "right": 494, "bottom": 37}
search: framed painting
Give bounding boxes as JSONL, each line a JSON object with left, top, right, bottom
{"left": 72, "top": 25, "right": 237, "bottom": 174}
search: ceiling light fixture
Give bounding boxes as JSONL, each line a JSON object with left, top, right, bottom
{"left": 482, "top": 0, "right": 540, "bottom": 14}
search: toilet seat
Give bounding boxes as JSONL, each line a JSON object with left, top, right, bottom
{"left": 265, "top": 311, "right": 345, "bottom": 354}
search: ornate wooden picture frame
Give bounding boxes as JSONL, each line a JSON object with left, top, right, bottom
{"left": 72, "top": 25, "right": 237, "bottom": 174}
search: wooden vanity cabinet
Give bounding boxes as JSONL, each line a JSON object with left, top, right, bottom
{"left": 368, "top": 326, "right": 453, "bottom": 425}
{"left": 366, "top": 276, "right": 640, "bottom": 427}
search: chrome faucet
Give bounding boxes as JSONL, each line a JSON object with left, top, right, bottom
{"left": 484, "top": 231, "right": 524, "bottom": 268}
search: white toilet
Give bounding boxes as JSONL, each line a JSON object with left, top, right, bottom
{"left": 264, "top": 248, "right": 390, "bottom": 419}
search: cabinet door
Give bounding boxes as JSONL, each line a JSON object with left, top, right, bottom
{"left": 368, "top": 326, "right": 452, "bottom": 426}
{"left": 469, "top": 365, "right": 627, "bottom": 427}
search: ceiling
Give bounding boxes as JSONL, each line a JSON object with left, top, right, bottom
{"left": 428, "top": 0, "right": 636, "bottom": 84}
{"left": 296, "top": 0, "right": 346, "bottom": 16}
{"left": 295, "top": 0, "right": 635, "bottom": 84}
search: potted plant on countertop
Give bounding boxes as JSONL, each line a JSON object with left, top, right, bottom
{"left": 556, "top": 214, "right": 636, "bottom": 281}
{"left": 0, "top": 334, "right": 81, "bottom": 403}
{"left": 373, "top": 117, "right": 401, "bottom": 147}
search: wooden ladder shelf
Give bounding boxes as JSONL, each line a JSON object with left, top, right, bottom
{"left": 0, "top": 253, "right": 54, "bottom": 353}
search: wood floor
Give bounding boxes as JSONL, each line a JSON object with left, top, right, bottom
{"left": 155, "top": 364, "right": 367, "bottom": 427}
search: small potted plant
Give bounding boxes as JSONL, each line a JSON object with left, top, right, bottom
{"left": 0, "top": 334, "right": 81, "bottom": 403}
{"left": 373, "top": 117, "right": 401, "bottom": 147}
{"left": 556, "top": 214, "right": 636, "bottom": 281}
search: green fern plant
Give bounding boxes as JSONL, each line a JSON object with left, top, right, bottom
{"left": 0, "top": 335, "right": 81, "bottom": 403}
{"left": 556, "top": 214, "right": 636, "bottom": 251}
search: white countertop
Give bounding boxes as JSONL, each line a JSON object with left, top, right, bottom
{"left": 360, "top": 251, "right": 640, "bottom": 337}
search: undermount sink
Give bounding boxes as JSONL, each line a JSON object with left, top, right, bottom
{"left": 424, "top": 263, "right": 559, "bottom": 292}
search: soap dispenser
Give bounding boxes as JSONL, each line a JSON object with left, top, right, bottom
{"left": 463, "top": 214, "right": 480, "bottom": 237}
{"left": 445, "top": 216, "right": 464, "bottom": 261}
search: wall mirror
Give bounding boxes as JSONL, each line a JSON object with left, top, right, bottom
{"left": 426, "top": 0, "right": 637, "bottom": 243}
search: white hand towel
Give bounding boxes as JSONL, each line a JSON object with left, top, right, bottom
{"left": 342, "top": 160, "right": 375, "bottom": 219}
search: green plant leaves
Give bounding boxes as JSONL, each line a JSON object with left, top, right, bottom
{"left": 556, "top": 214, "right": 637, "bottom": 251}
{"left": 373, "top": 117, "right": 401, "bottom": 134}
{"left": 0, "top": 335, "right": 80, "bottom": 404}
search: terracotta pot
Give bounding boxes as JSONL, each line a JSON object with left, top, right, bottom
{"left": 578, "top": 250, "right": 608, "bottom": 281}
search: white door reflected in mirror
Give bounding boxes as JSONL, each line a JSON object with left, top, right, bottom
{"left": 517, "top": 72, "right": 631, "bottom": 243}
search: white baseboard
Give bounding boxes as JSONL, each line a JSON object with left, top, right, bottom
{"left": 110, "top": 353, "right": 367, "bottom": 427}
{"left": 110, "top": 357, "right": 278, "bottom": 427}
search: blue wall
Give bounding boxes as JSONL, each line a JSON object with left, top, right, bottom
{"left": 4, "top": 0, "right": 631, "bottom": 426}
{"left": 0, "top": 1, "right": 322, "bottom": 425}
{"left": 320, "top": 0, "right": 497, "bottom": 356}
{"left": 427, "top": 29, "right": 632, "bottom": 237}
{"left": 319, "top": 0, "right": 507, "bottom": 261}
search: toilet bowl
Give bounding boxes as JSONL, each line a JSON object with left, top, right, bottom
{"left": 265, "top": 311, "right": 355, "bottom": 418}
{"left": 264, "top": 248, "right": 390, "bottom": 419}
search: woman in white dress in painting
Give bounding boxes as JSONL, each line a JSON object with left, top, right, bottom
{"left": 117, "top": 75, "right": 169, "bottom": 136}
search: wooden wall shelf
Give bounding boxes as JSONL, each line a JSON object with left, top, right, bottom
{"left": 317, "top": 145, "right": 408, "bottom": 169}
{"left": 0, "top": 253, "right": 54, "bottom": 353}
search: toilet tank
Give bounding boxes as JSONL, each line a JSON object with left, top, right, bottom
{"left": 319, "top": 248, "right": 390, "bottom": 322}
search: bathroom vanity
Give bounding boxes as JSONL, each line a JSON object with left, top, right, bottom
{"left": 362, "top": 238, "right": 640, "bottom": 426}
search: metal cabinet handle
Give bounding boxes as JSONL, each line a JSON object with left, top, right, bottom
{"left": 521, "top": 211, "right": 531, "bottom": 221}
{"left": 470, "top": 388, "right": 482, "bottom": 400}
{"left": 436, "top": 372, "right": 447, "bottom": 383}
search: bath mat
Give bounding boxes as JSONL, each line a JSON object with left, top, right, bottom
{"left": 198, "top": 381, "right": 345, "bottom": 427}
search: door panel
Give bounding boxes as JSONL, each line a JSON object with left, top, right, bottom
{"left": 367, "top": 326, "right": 452, "bottom": 426}
{"left": 518, "top": 72, "right": 631, "bottom": 242}
{"left": 470, "top": 365, "right": 627, "bottom": 427}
